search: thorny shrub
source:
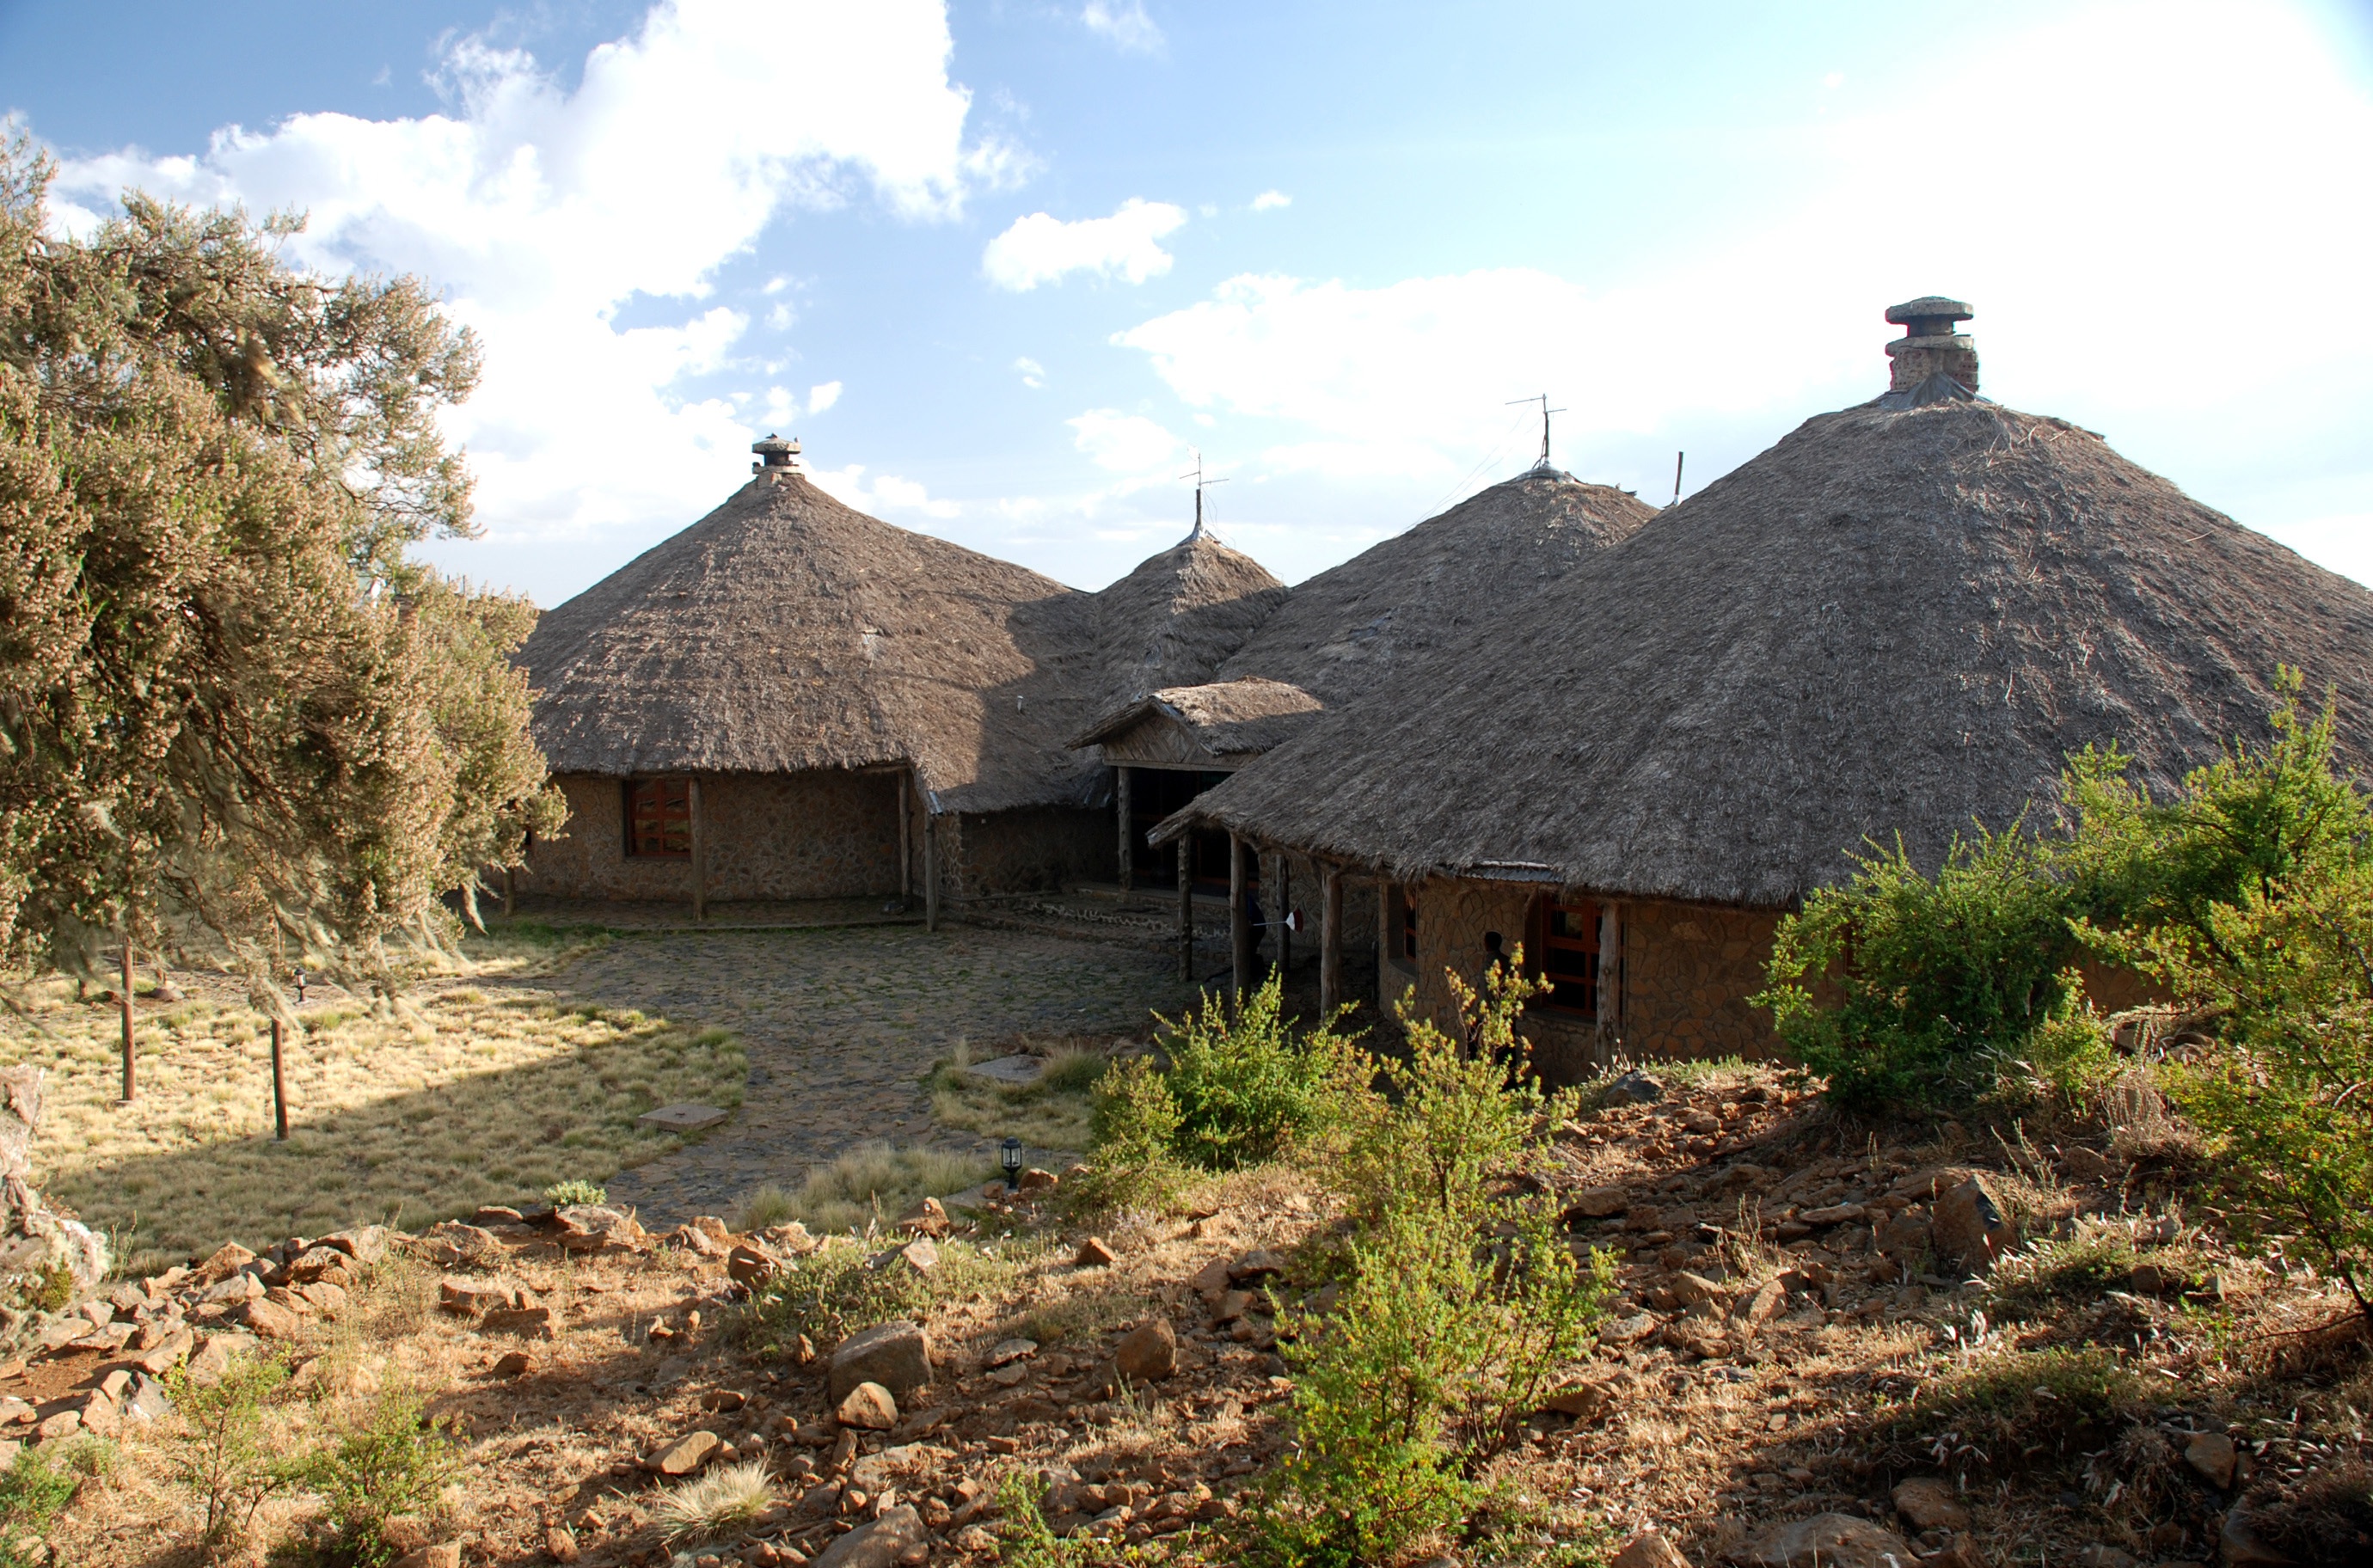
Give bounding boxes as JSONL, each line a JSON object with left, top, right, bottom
{"left": 294, "top": 1385, "right": 463, "bottom": 1567}
{"left": 0, "top": 1448, "right": 79, "bottom": 1568}
{"left": 163, "top": 1348, "right": 301, "bottom": 1560}
{"left": 745, "top": 1234, "right": 1015, "bottom": 1357}
{"left": 1141, "top": 972, "right": 1369, "bottom": 1173}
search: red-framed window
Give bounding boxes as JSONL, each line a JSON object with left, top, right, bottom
{"left": 1399, "top": 885, "right": 1419, "bottom": 966}
{"left": 1537, "top": 897, "right": 1600, "bottom": 1017}
{"left": 624, "top": 777, "right": 692, "bottom": 859}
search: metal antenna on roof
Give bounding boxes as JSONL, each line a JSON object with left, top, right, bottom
{"left": 1672, "top": 450, "right": 1686, "bottom": 506}
{"left": 1506, "top": 394, "right": 1566, "bottom": 472}
{"left": 1180, "top": 450, "right": 1229, "bottom": 538}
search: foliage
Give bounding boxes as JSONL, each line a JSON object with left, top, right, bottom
{"left": 0, "top": 1447, "right": 77, "bottom": 1534}
{"left": 756, "top": 1142, "right": 996, "bottom": 1235}
{"left": 1141, "top": 972, "right": 1369, "bottom": 1172}
{"left": 1074, "top": 1054, "right": 1188, "bottom": 1213}
{"left": 164, "top": 1347, "right": 299, "bottom": 1559}
{"left": 541, "top": 1179, "right": 607, "bottom": 1208}
{"left": 993, "top": 1472, "right": 1171, "bottom": 1566}
{"left": 1886, "top": 1347, "right": 2155, "bottom": 1478}
{"left": 297, "top": 1385, "right": 463, "bottom": 1567}
{"left": 653, "top": 1459, "right": 776, "bottom": 1543}
{"left": 745, "top": 1234, "right": 1012, "bottom": 1357}
{"left": 927, "top": 1039, "right": 1112, "bottom": 1152}
{"left": 1256, "top": 962, "right": 1613, "bottom": 1567}
{"left": 0, "top": 133, "right": 562, "bottom": 993}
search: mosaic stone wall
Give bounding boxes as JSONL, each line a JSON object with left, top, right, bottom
{"left": 521, "top": 770, "right": 902, "bottom": 901}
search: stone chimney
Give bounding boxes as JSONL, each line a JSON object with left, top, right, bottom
{"left": 1885, "top": 297, "right": 1978, "bottom": 395}
{"left": 751, "top": 433, "right": 803, "bottom": 477}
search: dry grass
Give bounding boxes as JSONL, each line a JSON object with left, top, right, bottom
{"left": 757, "top": 1142, "right": 997, "bottom": 1236}
{"left": 653, "top": 1459, "right": 776, "bottom": 1541}
{"left": 926, "top": 1035, "right": 1119, "bottom": 1153}
{"left": 2, "top": 974, "right": 745, "bottom": 1262}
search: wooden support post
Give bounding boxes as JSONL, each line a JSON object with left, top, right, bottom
{"left": 1177, "top": 837, "right": 1193, "bottom": 983}
{"left": 1597, "top": 902, "right": 1623, "bottom": 1055}
{"left": 119, "top": 937, "right": 135, "bottom": 1103}
{"left": 923, "top": 813, "right": 941, "bottom": 932}
{"left": 1274, "top": 853, "right": 1293, "bottom": 977}
{"left": 1320, "top": 866, "right": 1343, "bottom": 1016}
{"left": 1115, "top": 767, "right": 1133, "bottom": 892}
{"left": 898, "top": 769, "right": 912, "bottom": 901}
{"left": 270, "top": 1017, "right": 289, "bottom": 1140}
{"left": 1229, "top": 833, "right": 1252, "bottom": 1001}
{"left": 1377, "top": 882, "right": 1396, "bottom": 1015}
{"left": 688, "top": 775, "right": 707, "bottom": 922}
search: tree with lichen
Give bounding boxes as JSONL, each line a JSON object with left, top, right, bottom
{"left": 0, "top": 133, "right": 562, "bottom": 1001}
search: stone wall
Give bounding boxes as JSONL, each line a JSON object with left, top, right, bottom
{"left": 521, "top": 770, "right": 904, "bottom": 902}
{"left": 944, "top": 806, "right": 1113, "bottom": 901}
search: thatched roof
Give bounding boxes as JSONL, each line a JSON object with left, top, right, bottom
{"left": 518, "top": 471, "right": 1103, "bottom": 813}
{"left": 1071, "top": 677, "right": 1324, "bottom": 763}
{"left": 1214, "top": 469, "right": 1655, "bottom": 703}
{"left": 1162, "top": 396, "right": 2373, "bottom": 905}
{"left": 1088, "top": 529, "right": 1285, "bottom": 705}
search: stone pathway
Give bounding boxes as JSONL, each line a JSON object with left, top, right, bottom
{"left": 478, "top": 923, "right": 1200, "bottom": 1227}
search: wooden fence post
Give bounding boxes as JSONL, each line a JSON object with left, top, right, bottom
{"left": 270, "top": 1018, "right": 289, "bottom": 1140}
{"left": 924, "top": 813, "right": 941, "bottom": 932}
{"left": 118, "top": 938, "right": 135, "bottom": 1104}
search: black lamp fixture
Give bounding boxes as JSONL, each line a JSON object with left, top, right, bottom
{"left": 1001, "top": 1136, "right": 1024, "bottom": 1192}
{"left": 292, "top": 967, "right": 309, "bottom": 1006}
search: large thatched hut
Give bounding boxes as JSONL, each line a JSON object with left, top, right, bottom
{"left": 515, "top": 438, "right": 1111, "bottom": 919}
{"left": 1159, "top": 299, "right": 2373, "bottom": 1074}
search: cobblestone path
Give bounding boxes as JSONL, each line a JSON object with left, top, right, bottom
{"left": 485, "top": 923, "right": 1199, "bottom": 1227}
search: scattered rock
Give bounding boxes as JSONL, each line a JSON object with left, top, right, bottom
{"left": 810, "top": 1504, "right": 929, "bottom": 1568}
{"left": 896, "top": 1238, "right": 938, "bottom": 1274}
{"left": 410, "top": 1222, "right": 502, "bottom": 1268}
{"left": 1800, "top": 1203, "right": 1868, "bottom": 1226}
{"left": 553, "top": 1205, "right": 642, "bottom": 1253}
{"left": 1931, "top": 1176, "right": 2018, "bottom": 1275}
{"left": 392, "top": 1546, "right": 461, "bottom": 1568}
{"left": 184, "top": 1332, "right": 261, "bottom": 1386}
{"left": 1612, "top": 1530, "right": 1692, "bottom": 1568}
{"left": 1229, "top": 1249, "right": 1286, "bottom": 1283}
{"left": 1540, "top": 1381, "right": 1610, "bottom": 1418}
{"left": 438, "top": 1278, "right": 511, "bottom": 1315}
{"left": 1922, "top": 1538, "right": 1990, "bottom": 1568}
{"left": 33, "top": 1409, "right": 79, "bottom": 1442}
{"left": 1892, "top": 1476, "right": 1971, "bottom": 1531}
{"left": 1075, "top": 1236, "right": 1115, "bottom": 1268}
{"left": 1114, "top": 1319, "right": 1176, "bottom": 1383}
{"left": 1189, "top": 1258, "right": 1234, "bottom": 1299}
{"left": 1569, "top": 1185, "right": 1629, "bottom": 1219}
{"left": 898, "top": 1198, "right": 949, "bottom": 1239}
{"left": 1733, "top": 1279, "right": 1787, "bottom": 1329}
{"left": 701, "top": 1388, "right": 749, "bottom": 1412}
{"left": 1727, "top": 1512, "right": 1917, "bottom": 1568}
{"left": 984, "top": 1338, "right": 1038, "bottom": 1369}
{"left": 1603, "top": 1070, "right": 1665, "bottom": 1106}
{"left": 1017, "top": 1168, "right": 1058, "bottom": 1192}
{"left": 2219, "top": 1509, "right": 2293, "bottom": 1565}
{"left": 491, "top": 1351, "right": 533, "bottom": 1377}
{"left": 480, "top": 1307, "right": 554, "bottom": 1338}
{"left": 544, "top": 1525, "right": 580, "bottom": 1563}
{"left": 645, "top": 1430, "right": 720, "bottom": 1476}
{"left": 831, "top": 1320, "right": 935, "bottom": 1401}
{"left": 193, "top": 1242, "right": 256, "bottom": 1286}
{"left": 1670, "top": 1271, "right": 1726, "bottom": 1309}
{"left": 318, "top": 1226, "right": 392, "bottom": 1265}
{"left": 2074, "top": 1547, "right": 2135, "bottom": 1568}
{"left": 836, "top": 1381, "right": 898, "bottom": 1431}
{"left": 2185, "top": 1430, "right": 2238, "bottom": 1489}
{"left": 236, "top": 1297, "right": 304, "bottom": 1341}
{"left": 727, "top": 1244, "right": 780, "bottom": 1285}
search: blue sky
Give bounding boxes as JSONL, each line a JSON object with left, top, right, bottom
{"left": 7, "top": 0, "right": 2372, "bottom": 605}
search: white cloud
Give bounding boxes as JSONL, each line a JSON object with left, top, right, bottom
{"left": 1068, "top": 409, "right": 1183, "bottom": 475}
{"left": 807, "top": 380, "right": 843, "bottom": 413}
{"left": 807, "top": 463, "right": 960, "bottom": 519}
{"left": 1249, "top": 189, "right": 1290, "bottom": 211}
{"left": 1112, "top": 2, "right": 2373, "bottom": 499}
{"left": 1082, "top": 0, "right": 1162, "bottom": 54}
{"left": 1014, "top": 356, "right": 1045, "bottom": 388}
{"left": 981, "top": 198, "right": 1185, "bottom": 290}
{"left": 46, "top": 0, "right": 1009, "bottom": 594}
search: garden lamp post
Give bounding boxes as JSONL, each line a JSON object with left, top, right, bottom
{"left": 1002, "top": 1136, "right": 1023, "bottom": 1192}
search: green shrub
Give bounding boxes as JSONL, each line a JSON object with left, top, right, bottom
{"left": 733, "top": 1183, "right": 798, "bottom": 1232}
{"left": 541, "top": 1179, "right": 606, "bottom": 1207}
{"left": 993, "top": 1472, "right": 1168, "bottom": 1565}
{"left": 299, "top": 1386, "right": 463, "bottom": 1567}
{"left": 1150, "top": 973, "right": 1368, "bottom": 1171}
{"left": 1885, "top": 1347, "right": 2155, "bottom": 1478}
{"left": 0, "top": 1447, "right": 78, "bottom": 1568}
{"left": 1074, "top": 1055, "right": 1187, "bottom": 1213}
{"left": 745, "top": 1235, "right": 1014, "bottom": 1357}
{"left": 164, "top": 1348, "right": 300, "bottom": 1560}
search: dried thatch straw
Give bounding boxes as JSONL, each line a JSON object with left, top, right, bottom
{"left": 1071, "top": 676, "right": 1324, "bottom": 760}
{"left": 1214, "top": 469, "right": 1654, "bottom": 703}
{"left": 1088, "top": 530, "right": 1285, "bottom": 704}
{"left": 1163, "top": 397, "right": 2373, "bottom": 903}
{"left": 518, "top": 472, "right": 1104, "bottom": 812}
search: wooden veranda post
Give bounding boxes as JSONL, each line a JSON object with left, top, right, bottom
{"left": 688, "top": 775, "right": 708, "bottom": 922}
{"left": 1320, "top": 867, "right": 1343, "bottom": 1015}
{"left": 118, "top": 937, "right": 135, "bottom": 1103}
{"left": 1176, "top": 838, "right": 1193, "bottom": 982}
{"left": 898, "top": 769, "right": 913, "bottom": 901}
{"left": 1229, "top": 834, "right": 1253, "bottom": 1001}
{"left": 1597, "top": 902, "right": 1623, "bottom": 1054}
{"left": 923, "top": 813, "right": 941, "bottom": 932}
{"left": 269, "top": 1018, "right": 288, "bottom": 1140}
{"left": 1115, "top": 767, "right": 1133, "bottom": 892}
{"left": 1274, "top": 852, "right": 1292, "bottom": 977}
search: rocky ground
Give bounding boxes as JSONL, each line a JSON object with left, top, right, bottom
{"left": 20, "top": 1059, "right": 2373, "bottom": 1566}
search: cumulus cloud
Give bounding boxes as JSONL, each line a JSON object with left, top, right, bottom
{"left": 46, "top": 0, "right": 1009, "bottom": 596}
{"left": 1082, "top": 1, "right": 1162, "bottom": 53}
{"left": 1249, "top": 189, "right": 1290, "bottom": 211}
{"left": 981, "top": 198, "right": 1185, "bottom": 291}
{"left": 807, "top": 463, "right": 960, "bottom": 519}
{"left": 1112, "top": 2, "right": 2373, "bottom": 498}
{"left": 1014, "top": 356, "right": 1045, "bottom": 388}
{"left": 1068, "top": 408, "right": 1183, "bottom": 475}
{"left": 807, "top": 380, "right": 843, "bottom": 413}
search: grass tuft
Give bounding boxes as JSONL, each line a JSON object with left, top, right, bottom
{"left": 653, "top": 1459, "right": 776, "bottom": 1543}
{"left": 925, "top": 1035, "right": 1122, "bottom": 1153}
{"left": 769, "top": 1142, "right": 996, "bottom": 1236}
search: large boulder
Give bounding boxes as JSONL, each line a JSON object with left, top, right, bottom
{"left": 0, "top": 1068, "right": 107, "bottom": 1305}
{"left": 1932, "top": 1176, "right": 2018, "bottom": 1275}
{"left": 830, "top": 1320, "right": 934, "bottom": 1401}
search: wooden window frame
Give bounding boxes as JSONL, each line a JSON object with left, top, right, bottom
{"left": 624, "top": 776, "right": 693, "bottom": 860}
{"left": 1389, "top": 884, "right": 1419, "bottom": 972}
{"left": 1533, "top": 895, "right": 1600, "bottom": 1019}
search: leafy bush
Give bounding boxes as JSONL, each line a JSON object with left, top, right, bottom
{"left": 0, "top": 1447, "right": 78, "bottom": 1567}
{"left": 1073, "top": 1055, "right": 1188, "bottom": 1214}
{"left": 1149, "top": 973, "right": 1368, "bottom": 1172}
{"left": 994, "top": 1472, "right": 1168, "bottom": 1565}
{"left": 299, "top": 1386, "right": 463, "bottom": 1567}
{"left": 164, "top": 1348, "right": 300, "bottom": 1559}
{"left": 1256, "top": 963, "right": 1613, "bottom": 1567}
{"left": 1884, "top": 1347, "right": 2155, "bottom": 1478}
{"left": 541, "top": 1179, "right": 606, "bottom": 1207}
{"left": 745, "top": 1235, "right": 1014, "bottom": 1357}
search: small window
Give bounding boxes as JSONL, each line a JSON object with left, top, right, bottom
{"left": 1395, "top": 885, "right": 1420, "bottom": 968}
{"left": 1539, "top": 898, "right": 1600, "bottom": 1017}
{"left": 625, "top": 777, "right": 692, "bottom": 859}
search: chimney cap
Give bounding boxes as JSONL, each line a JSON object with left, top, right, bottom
{"left": 1886, "top": 297, "right": 1972, "bottom": 328}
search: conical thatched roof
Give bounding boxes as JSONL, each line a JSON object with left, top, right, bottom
{"left": 1214, "top": 469, "right": 1655, "bottom": 703}
{"left": 1072, "top": 677, "right": 1324, "bottom": 763}
{"left": 518, "top": 472, "right": 1101, "bottom": 812}
{"left": 1088, "top": 530, "right": 1285, "bottom": 705}
{"left": 1165, "top": 397, "right": 2373, "bottom": 904}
